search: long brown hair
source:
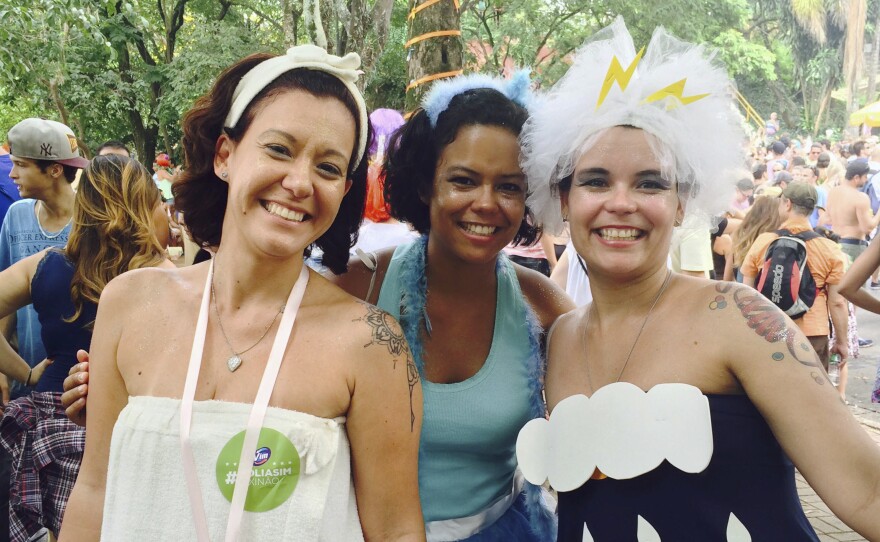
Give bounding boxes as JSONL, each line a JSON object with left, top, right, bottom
{"left": 65, "top": 155, "right": 166, "bottom": 322}
{"left": 732, "top": 196, "right": 783, "bottom": 268}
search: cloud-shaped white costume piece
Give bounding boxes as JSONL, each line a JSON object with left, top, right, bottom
{"left": 581, "top": 513, "right": 750, "bottom": 541}
{"left": 516, "top": 382, "right": 712, "bottom": 492}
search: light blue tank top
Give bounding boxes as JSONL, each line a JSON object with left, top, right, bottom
{"left": 377, "top": 239, "right": 533, "bottom": 522}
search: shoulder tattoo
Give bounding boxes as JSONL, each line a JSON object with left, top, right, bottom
{"left": 355, "top": 303, "right": 420, "bottom": 431}
{"left": 711, "top": 283, "right": 827, "bottom": 384}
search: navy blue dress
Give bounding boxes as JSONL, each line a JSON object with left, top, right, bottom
{"left": 0, "top": 249, "right": 90, "bottom": 539}
{"left": 30, "top": 250, "right": 96, "bottom": 393}
{"left": 557, "top": 394, "right": 819, "bottom": 541}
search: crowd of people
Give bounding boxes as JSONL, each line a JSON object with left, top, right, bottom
{"left": 0, "top": 16, "right": 879, "bottom": 542}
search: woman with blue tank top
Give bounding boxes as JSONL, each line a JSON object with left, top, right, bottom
{"left": 335, "top": 74, "right": 573, "bottom": 540}
{"left": 517, "top": 18, "right": 880, "bottom": 540}
{"left": 0, "top": 155, "right": 172, "bottom": 541}
{"left": 58, "top": 75, "right": 573, "bottom": 540}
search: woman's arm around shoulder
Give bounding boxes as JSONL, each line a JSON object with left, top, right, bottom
{"left": 344, "top": 300, "right": 425, "bottom": 541}
{"left": 325, "top": 247, "right": 396, "bottom": 305}
{"left": 549, "top": 250, "right": 570, "bottom": 292}
{"left": 58, "top": 272, "right": 139, "bottom": 541}
{"left": 515, "top": 264, "right": 576, "bottom": 330}
{"left": 712, "top": 281, "right": 880, "bottom": 539}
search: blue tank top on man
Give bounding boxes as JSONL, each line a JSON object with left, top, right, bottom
{"left": 29, "top": 250, "right": 95, "bottom": 393}
{"left": 377, "top": 240, "right": 533, "bottom": 522}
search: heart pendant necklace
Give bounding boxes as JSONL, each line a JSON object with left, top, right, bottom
{"left": 211, "top": 271, "right": 285, "bottom": 372}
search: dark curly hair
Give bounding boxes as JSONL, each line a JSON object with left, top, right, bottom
{"left": 173, "top": 52, "right": 369, "bottom": 274}
{"left": 383, "top": 87, "right": 539, "bottom": 246}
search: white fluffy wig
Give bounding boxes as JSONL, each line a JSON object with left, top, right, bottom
{"left": 522, "top": 17, "right": 747, "bottom": 234}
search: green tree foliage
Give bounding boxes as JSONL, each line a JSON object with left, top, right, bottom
{"left": 0, "top": 0, "right": 280, "bottom": 164}
{"left": 1, "top": 0, "right": 869, "bottom": 149}
{"left": 459, "top": 0, "right": 774, "bottom": 89}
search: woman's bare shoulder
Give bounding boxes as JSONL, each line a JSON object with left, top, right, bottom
{"left": 513, "top": 264, "right": 576, "bottom": 328}
{"left": 306, "top": 274, "right": 411, "bottom": 383}
{"left": 102, "top": 262, "right": 205, "bottom": 307}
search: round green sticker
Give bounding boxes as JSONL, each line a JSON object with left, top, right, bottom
{"left": 215, "top": 427, "right": 300, "bottom": 512}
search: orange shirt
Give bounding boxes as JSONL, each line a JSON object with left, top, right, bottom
{"left": 742, "top": 216, "right": 846, "bottom": 337}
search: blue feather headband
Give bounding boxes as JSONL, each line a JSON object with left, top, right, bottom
{"left": 422, "top": 70, "right": 533, "bottom": 127}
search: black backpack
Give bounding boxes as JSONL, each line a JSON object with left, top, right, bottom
{"left": 755, "top": 229, "right": 820, "bottom": 319}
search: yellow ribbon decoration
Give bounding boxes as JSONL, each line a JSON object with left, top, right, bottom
{"left": 405, "top": 30, "right": 462, "bottom": 49}
{"left": 409, "top": 0, "right": 460, "bottom": 20}
{"left": 405, "top": 69, "right": 464, "bottom": 91}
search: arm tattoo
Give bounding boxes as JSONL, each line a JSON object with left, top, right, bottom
{"left": 712, "top": 283, "right": 827, "bottom": 384}
{"left": 355, "top": 303, "right": 420, "bottom": 431}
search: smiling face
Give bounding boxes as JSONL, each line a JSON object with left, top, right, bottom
{"left": 214, "top": 89, "right": 355, "bottom": 260}
{"left": 427, "top": 124, "right": 526, "bottom": 265}
{"left": 562, "top": 126, "right": 681, "bottom": 279}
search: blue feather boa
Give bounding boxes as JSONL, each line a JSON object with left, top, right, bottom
{"left": 396, "top": 236, "right": 557, "bottom": 540}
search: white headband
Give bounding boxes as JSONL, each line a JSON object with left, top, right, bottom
{"left": 224, "top": 44, "right": 369, "bottom": 169}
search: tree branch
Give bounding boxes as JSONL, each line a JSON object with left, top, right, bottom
{"left": 474, "top": 6, "right": 499, "bottom": 71}
{"left": 369, "top": 0, "right": 394, "bottom": 47}
{"left": 166, "top": 0, "right": 189, "bottom": 62}
{"left": 532, "top": 9, "right": 583, "bottom": 66}
{"left": 231, "top": 1, "right": 285, "bottom": 32}
{"left": 537, "top": 43, "right": 580, "bottom": 75}
{"left": 218, "top": 0, "right": 232, "bottom": 20}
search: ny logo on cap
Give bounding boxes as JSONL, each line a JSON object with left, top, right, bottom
{"left": 40, "top": 143, "right": 53, "bottom": 157}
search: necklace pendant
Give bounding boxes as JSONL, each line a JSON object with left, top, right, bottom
{"left": 227, "top": 355, "right": 242, "bottom": 372}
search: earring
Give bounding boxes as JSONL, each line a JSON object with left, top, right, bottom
{"left": 674, "top": 216, "right": 683, "bottom": 227}
{"left": 220, "top": 171, "right": 228, "bottom": 179}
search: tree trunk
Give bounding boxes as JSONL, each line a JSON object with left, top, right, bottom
{"left": 144, "top": 128, "right": 158, "bottom": 171}
{"left": 282, "top": 0, "right": 300, "bottom": 47}
{"left": 46, "top": 80, "right": 91, "bottom": 158}
{"left": 404, "top": 0, "right": 464, "bottom": 111}
{"left": 318, "top": 0, "right": 332, "bottom": 52}
{"left": 347, "top": 0, "right": 394, "bottom": 78}
{"left": 160, "top": 123, "right": 173, "bottom": 158}
{"left": 813, "top": 82, "right": 833, "bottom": 136}
{"left": 866, "top": 10, "right": 880, "bottom": 105}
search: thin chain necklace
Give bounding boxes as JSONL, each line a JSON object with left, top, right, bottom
{"left": 211, "top": 272, "right": 285, "bottom": 372}
{"left": 35, "top": 201, "right": 71, "bottom": 240}
{"left": 582, "top": 269, "right": 673, "bottom": 393}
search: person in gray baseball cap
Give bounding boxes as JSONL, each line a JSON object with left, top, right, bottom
{"left": 8, "top": 118, "right": 89, "bottom": 170}
{"left": 2, "top": 118, "right": 87, "bottom": 399}
{"left": 0, "top": 117, "right": 87, "bottom": 542}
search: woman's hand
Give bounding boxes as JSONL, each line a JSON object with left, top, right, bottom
{"left": 61, "top": 350, "right": 90, "bottom": 427}
{"left": 28, "top": 357, "right": 54, "bottom": 386}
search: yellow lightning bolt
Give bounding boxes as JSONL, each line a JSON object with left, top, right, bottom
{"left": 641, "top": 79, "right": 709, "bottom": 110}
{"left": 595, "top": 47, "right": 645, "bottom": 111}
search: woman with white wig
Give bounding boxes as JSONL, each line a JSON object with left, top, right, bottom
{"left": 515, "top": 18, "right": 880, "bottom": 540}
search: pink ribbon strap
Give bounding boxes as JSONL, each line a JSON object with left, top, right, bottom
{"left": 179, "top": 262, "right": 310, "bottom": 541}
